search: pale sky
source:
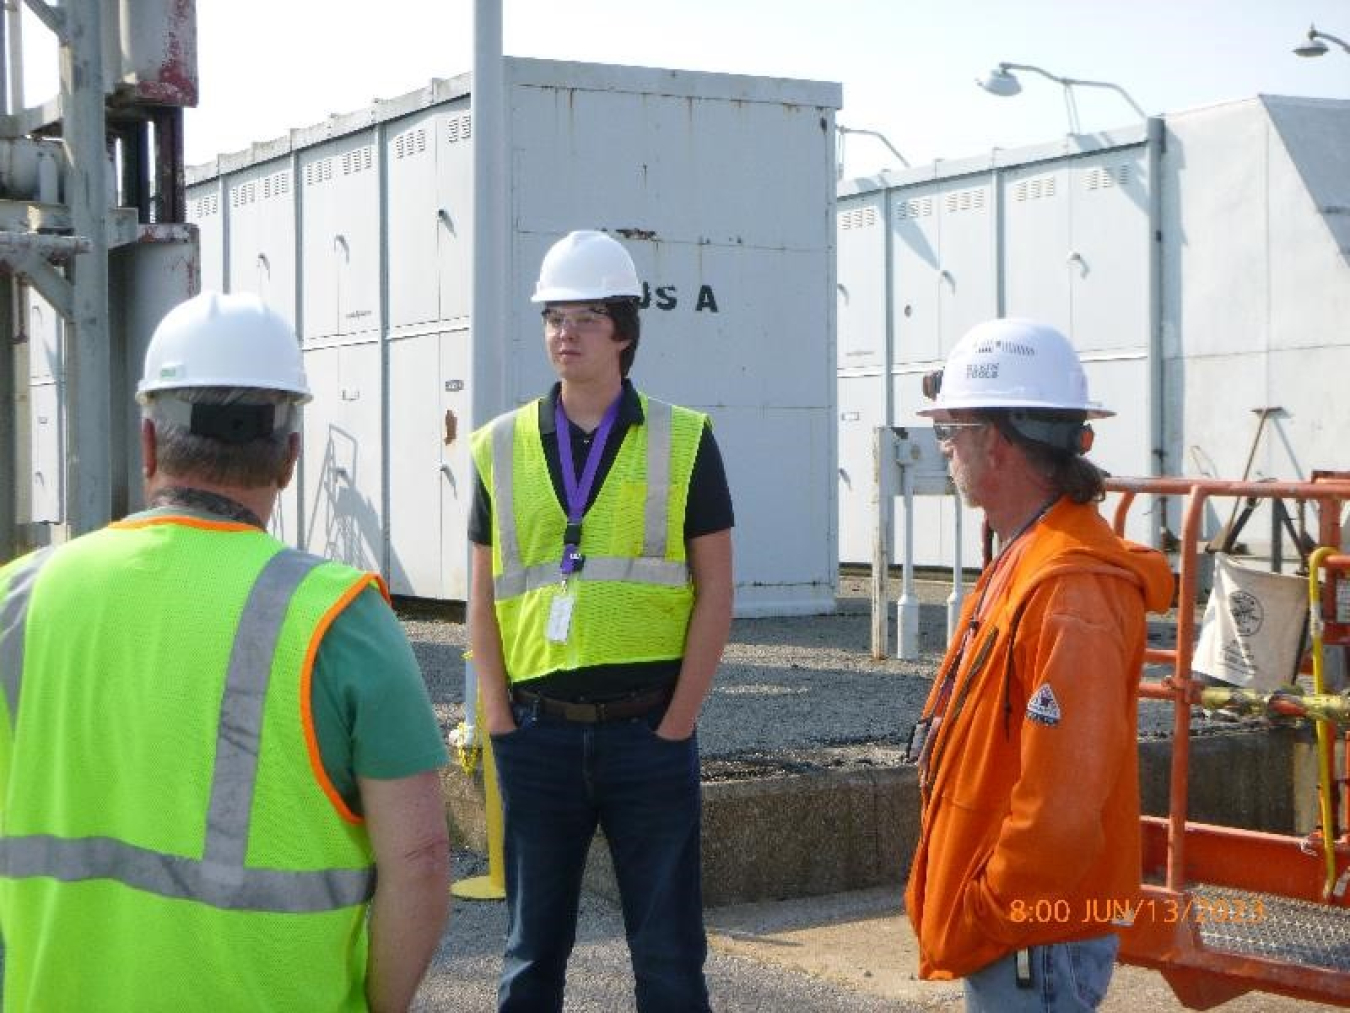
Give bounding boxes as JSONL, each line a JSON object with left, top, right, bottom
{"left": 16, "top": 0, "right": 1350, "bottom": 175}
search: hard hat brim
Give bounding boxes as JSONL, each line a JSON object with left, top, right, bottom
{"left": 916, "top": 398, "right": 1114, "bottom": 419}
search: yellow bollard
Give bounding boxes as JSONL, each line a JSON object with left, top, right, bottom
{"left": 1309, "top": 547, "right": 1339, "bottom": 900}
{"left": 452, "top": 652, "right": 507, "bottom": 901}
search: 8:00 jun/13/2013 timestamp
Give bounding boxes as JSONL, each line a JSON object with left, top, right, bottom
{"left": 1009, "top": 895, "right": 1267, "bottom": 927}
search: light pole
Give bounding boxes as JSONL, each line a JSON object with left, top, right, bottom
{"left": 977, "top": 62, "right": 1146, "bottom": 135}
{"left": 1293, "top": 24, "right": 1350, "bottom": 58}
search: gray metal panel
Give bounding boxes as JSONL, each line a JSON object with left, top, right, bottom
{"left": 224, "top": 161, "right": 296, "bottom": 319}
{"left": 1162, "top": 102, "right": 1269, "bottom": 359}
{"left": 1067, "top": 149, "right": 1151, "bottom": 353}
{"left": 935, "top": 179, "right": 997, "bottom": 358}
{"left": 299, "top": 134, "right": 380, "bottom": 341}
{"left": 386, "top": 112, "right": 440, "bottom": 329}
{"left": 300, "top": 342, "right": 384, "bottom": 573}
{"left": 186, "top": 183, "right": 223, "bottom": 291}
{"left": 510, "top": 77, "right": 834, "bottom": 250}
{"left": 387, "top": 327, "right": 473, "bottom": 599}
{"left": 1002, "top": 162, "right": 1072, "bottom": 334}
{"left": 712, "top": 405, "right": 835, "bottom": 618}
{"left": 436, "top": 104, "right": 474, "bottom": 325}
{"left": 26, "top": 289, "right": 63, "bottom": 521}
{"left": 836, "top": 374, "right": 887, "bottom": 565}
{"left": 1265, "top": 96, "right": 1350, "bottom": 264}
{"left": 1265, "top": 106, "right": 1350, "bottom": 355}
{"left": 837, "top": 194, "right": 886, "bottom": 372}
{"left": 890, "top": 183, "right": 942, "bottom": 367}
{"left": 507, "top": 57, "right": 842, "bottom": 111}
{"left": 28, "top": 382, "right": 62, "bottom": 523}
{"left": 26, "top": 292, "right": 59, "bottom": 384}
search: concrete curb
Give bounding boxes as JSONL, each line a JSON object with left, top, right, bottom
{"left": 441, "top": 727, "right": 1314, "bottom": 908}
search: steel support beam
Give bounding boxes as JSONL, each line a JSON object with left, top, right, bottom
{"left": 61, "top": 0, "right": 111, "bottom": 534}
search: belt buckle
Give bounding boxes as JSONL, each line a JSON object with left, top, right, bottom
{"left": 562, "top": 700, "right": 598, "bottom": 723}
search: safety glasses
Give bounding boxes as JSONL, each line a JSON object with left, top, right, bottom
{"left": 542, "top": 306, "right": 612, "bottom": 333}
{"left": 932, "top": 421, "right": 989, "bottom": 443}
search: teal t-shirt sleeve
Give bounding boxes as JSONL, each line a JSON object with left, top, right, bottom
{"left": 310, "top": 585, "right": 449, "bottom": 814}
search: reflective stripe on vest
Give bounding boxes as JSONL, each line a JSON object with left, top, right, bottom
{"left": 488, "top": 397, "right": 689, "bottom": 600}
{"left": 0, "top": 547, "right": 374, "bottom": 913}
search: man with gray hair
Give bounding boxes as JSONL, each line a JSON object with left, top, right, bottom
{"left": 0, "top": 292, "right": 450, "bottom": 1011}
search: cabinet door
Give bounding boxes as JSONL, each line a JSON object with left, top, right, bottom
{"left": 387, "top": 116, "right": 439, "bottom": 329}
{"left": 1003, "top": 164, "right": 1072, "bottom": 334}
{"left": 300, "top": 342, "right": 384, "bottom": 573}
{"left": 387, "top": 328, "right": 472, "bottom": 599}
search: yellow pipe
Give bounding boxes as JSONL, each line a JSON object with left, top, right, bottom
{"left": 1309, "top": 546, "right": 1338, "bottom": 899}
{"left": 451, "top": 653, "right": 507, "bottom": 901}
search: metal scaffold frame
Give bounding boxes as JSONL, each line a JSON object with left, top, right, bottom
{"left": 0, "top": 0, "right": 198, "bottom": 562}
{"left": 1107, "top": 473, "right": 1350, "bottom": 1009}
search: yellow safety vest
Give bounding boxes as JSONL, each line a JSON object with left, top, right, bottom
{"left": 0, "top": 516, "right": 382, "bottom": 1011}
{"left": 471, "top": 393, "right": 705, "bottom": 682}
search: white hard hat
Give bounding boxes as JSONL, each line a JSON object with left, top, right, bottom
{"left": 137, "top": 291, "right": 311, "bottom": 403}
{"left": 916, "top": 318, "right": 1112, "bottom": 418}
{"left": 531, "top": 230, "right": 642, "bottom": 303}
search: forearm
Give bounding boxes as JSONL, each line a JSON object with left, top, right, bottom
{"left": 361, "top": 770, "right": 452, "bottom": 1012}
{"left": 366, "top": 843, "right": 451, "bottom": 1011}
{"left": 660, "top": 529, "right": 733, "bottom": 739}
{"left": 468, "top": 544, "right": 514, "bottom": 733}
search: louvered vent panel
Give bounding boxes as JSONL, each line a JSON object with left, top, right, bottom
{"left": 447, "top": 115, "right": 473, "bottom": 144}
{"left": 839, "top": 206, "right": 879, "bottom": 230}
{"left": 304, "top": 159, "right": 334, "bottom": 186}
{"left": 895, "top": 197, "right": 933, "bottom": 221}
{"left": 944, "top": 187, "right": 987, "bottom": 213}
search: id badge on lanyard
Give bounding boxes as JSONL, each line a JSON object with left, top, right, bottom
{"left": 546, "top": 588, "right": 574, "bottom": 643}
{"left": 547, "top": 392, "right": 621, "bottom": 646}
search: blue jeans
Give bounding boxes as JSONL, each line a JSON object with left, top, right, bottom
{"left": 490, "top": 699, "right": 710, "bottom": 1013}
{"left": 963, "top": 935, "right": 1118, "bottom": 1011}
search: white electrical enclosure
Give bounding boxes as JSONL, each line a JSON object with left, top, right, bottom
{"left": 838, "top": 96, "right": 1350, "bottom": 569}
{"left": 187, "top": 59, "right": 842, "bottom": 617}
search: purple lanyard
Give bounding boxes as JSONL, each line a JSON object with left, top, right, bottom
{"left": 555, "top": 393, "right": 621, "bottom": 575}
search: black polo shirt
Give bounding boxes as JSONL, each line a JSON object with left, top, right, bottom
{"left": 469, "top": 380, "right": 734, "bottom": 700}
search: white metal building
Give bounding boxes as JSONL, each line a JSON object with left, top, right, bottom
{"left": 185, "top": 58, "right": 842, "bottom": 616}
{"left": 837, "top": 95, "right": 1350, "bottom": 567}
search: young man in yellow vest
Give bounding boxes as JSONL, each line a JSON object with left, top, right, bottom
{"left": 469, "top": 230, "right": 735, "bottom": 1011}
{"left": 0, "top": 292, "right": 451, "bottom": 1011}
{"left": 904, "top": 318, "right": 1173, "bottom": 1011}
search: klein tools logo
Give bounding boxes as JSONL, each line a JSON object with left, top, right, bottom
{"left": 1228, "top": 589, "right": 1264, "bottom": 636}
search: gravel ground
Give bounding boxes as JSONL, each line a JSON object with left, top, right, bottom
{"left": 404, "top": 575, "right": 1243, "bottom": 777}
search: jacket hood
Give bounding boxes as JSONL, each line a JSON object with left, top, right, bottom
{"left": 1038, "top": 499, "right": 1174, "bottom": 614}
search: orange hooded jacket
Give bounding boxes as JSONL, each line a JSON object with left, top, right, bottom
{"left": 904, "top": 497, "right": 1174, "bottom": 980}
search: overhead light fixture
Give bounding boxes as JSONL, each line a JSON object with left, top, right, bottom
{"left": 1294, "top": 23, "right": 1350, "bottom": 58}
{"left": 836, "top": 124, "right": 910, "bottom": 180}
{"left": 976, "top": 61, "right": 1146, "bottom": 136}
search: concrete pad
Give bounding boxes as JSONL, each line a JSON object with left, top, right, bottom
{"left": 705, "top": 887, "right": 1344, "bottom": 1012}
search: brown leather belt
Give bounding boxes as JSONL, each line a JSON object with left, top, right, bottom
{"left": 511, "top": 685, "right": 672, "bottom": 723}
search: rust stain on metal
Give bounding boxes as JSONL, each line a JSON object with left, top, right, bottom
{"left": 133, "top": 0, "right": 199, "bottom": 106}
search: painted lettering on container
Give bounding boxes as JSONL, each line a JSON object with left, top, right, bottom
{"left": 638, "top": 282, "right": 720, "bottom": 313}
